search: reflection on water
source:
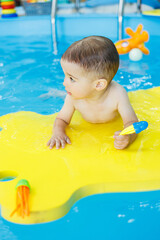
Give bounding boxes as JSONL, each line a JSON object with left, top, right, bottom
{"left": 39, "top": 88, "right": 66, "bottom": 100}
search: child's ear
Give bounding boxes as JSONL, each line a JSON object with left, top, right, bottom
{"left": 93, "top": 79, "right": 108, "bottom": 91}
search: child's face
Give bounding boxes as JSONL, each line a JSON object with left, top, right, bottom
{"left": 61, "top": 59, "right": 96, "bottom": 99}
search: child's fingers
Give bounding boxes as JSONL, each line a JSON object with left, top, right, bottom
{"left": 114, "top": 142, "right": 121, "bottom": 149}
{"left": 60, "top": 139, "right": 66, "bottom": 148}
{"left": 47, "top": 139, "right": 51, "bottom": 146}
{"left": 114, "top": 137, "right": 130, "bottom": 149}
{"left": 114, "top": 131, "right": 121, "bottom": 136}
{"left": 56, "top": 139, "right": 61, "bottom": 149}
{"left": 114, "top": 141, "right": 129, "bottom": 150}
{"left": 60, "top": 137, "right": 71, "bottom": 148}
{"left": 114, "top": 142, "right": 125, "bottom": 150}
{"left": 114, "top": 140, "right": 129, "bottom": 148}
{"left": 47, "top": 136, "right": 71, "bottom": 150}
{"left": 113, "top": 131, "right": 122, "bottom": 139}
{"left": 113, "top": 134, "right": 126, "bottom": 141}
{"left": 114, "top": 137, "right": 130, "bottom": 145}
{"left": 49, "top": 139, "right": 56, "bottom": 149}
{"left": 66, "top": 137, "right": 71, "bottom": 144}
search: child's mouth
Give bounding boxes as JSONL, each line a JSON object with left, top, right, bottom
{"left": 67, "top": 91, "right": 72, "bottom": 95}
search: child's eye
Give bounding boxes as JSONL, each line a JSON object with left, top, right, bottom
{"left": 70, "top": 77, "right": 75, "bottom": 82}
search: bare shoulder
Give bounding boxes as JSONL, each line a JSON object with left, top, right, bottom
{"left": 110, "top": 81, "right": 126, "bottom": 92}
{"left": 110, "top": 81, "right": 128, "bottom": 99}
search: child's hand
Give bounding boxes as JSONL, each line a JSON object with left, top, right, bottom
{"left": 47, "top": 132, "right": 71, "bottom": 149}
{"left": 113, "top": 131, "right": 131, "bottom": 150}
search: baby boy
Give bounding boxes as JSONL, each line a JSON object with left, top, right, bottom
{"left": 47, "top": 36, "right": 138, "bottom": 150}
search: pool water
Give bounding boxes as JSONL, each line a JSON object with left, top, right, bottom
{"left": 0, "top": 191, "right": 160, "bottom": 240}
{"left": 0, "top": 35, "right": 160, "bottom": 117}
{"left": 0, "top": 34, "right": 160, "bottom": 239}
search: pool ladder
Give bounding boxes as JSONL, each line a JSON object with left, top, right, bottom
{"left": 51, "top": 0, "right": 81, "bottom": 54}
{"left": 51, "top": 0, "right": 142, "bottom": 53}
{"left": 118, "top": 0, "right": 141, "bottom": 40}
{"left": 51, "top": 0, "right": 58, "bottom": 54}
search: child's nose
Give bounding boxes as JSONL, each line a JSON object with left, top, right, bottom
{"left": 63, "top": 81, "right": 66, "bottom": 87}
{"left": 63, "top": 78, "right": 67, "bottom": 87}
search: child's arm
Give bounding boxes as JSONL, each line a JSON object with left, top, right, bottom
{"left": 113, "top": 86, "right": 138, "bottom": 150}
{"left": 47, "top": 95, "right": 75, "bottom": 149}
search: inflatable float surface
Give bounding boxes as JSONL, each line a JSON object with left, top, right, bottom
{"left": 0, "top": 87, "right": 160, "bottom": 224}
{"left": 143, "top": 9, "right": 160, "bottom": 16}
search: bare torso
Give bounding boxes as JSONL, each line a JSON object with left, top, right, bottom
{"left": 72, "top": 81, "right": 119, "bottom": 123}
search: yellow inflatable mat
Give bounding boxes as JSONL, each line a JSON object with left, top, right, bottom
{"left": 0, "top": 87, "right": 160, "bottom": 224}
{"left": 143, "top": 9, "right": 160, "bottom": 16}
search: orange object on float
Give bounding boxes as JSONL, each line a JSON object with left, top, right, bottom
{"left": 115, "top": 24, "right": 149, "bottom": 55}
{"left": 10, "top": 179, "right": 30, "bottom": 219}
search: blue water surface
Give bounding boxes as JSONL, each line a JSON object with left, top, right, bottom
{"left": 0, "top": 191, "right": 160, "bottom": 240}
{"left": 0, "top": 35, "right": 160, "bottom": 116}
{"left": 0, "top": 34, "right": 160, "bottom": 239}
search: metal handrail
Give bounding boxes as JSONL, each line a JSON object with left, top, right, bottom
{"left": 118, "top": 0, "right": 125, "bottom": 40}
{"left": 51, "top": 0, "right": 142, "bottom": 51}
{"left": 137, "top": 0, "right": 142, "bottom": 13}
{"left": 75, "top": 0, "right": 80, "bottom": 11}
{"left": 51, "top": 0, "right": 81, "bottom": 54}
{"left": 118, "top": 0, "right": 142, "bottom": 40}
{"left": 51, "top": 0, "right": 58, "bottom": 54}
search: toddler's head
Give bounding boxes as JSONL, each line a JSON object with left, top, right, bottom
{"left": 62, "top": 36, "right": 119, "bottom": 83}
